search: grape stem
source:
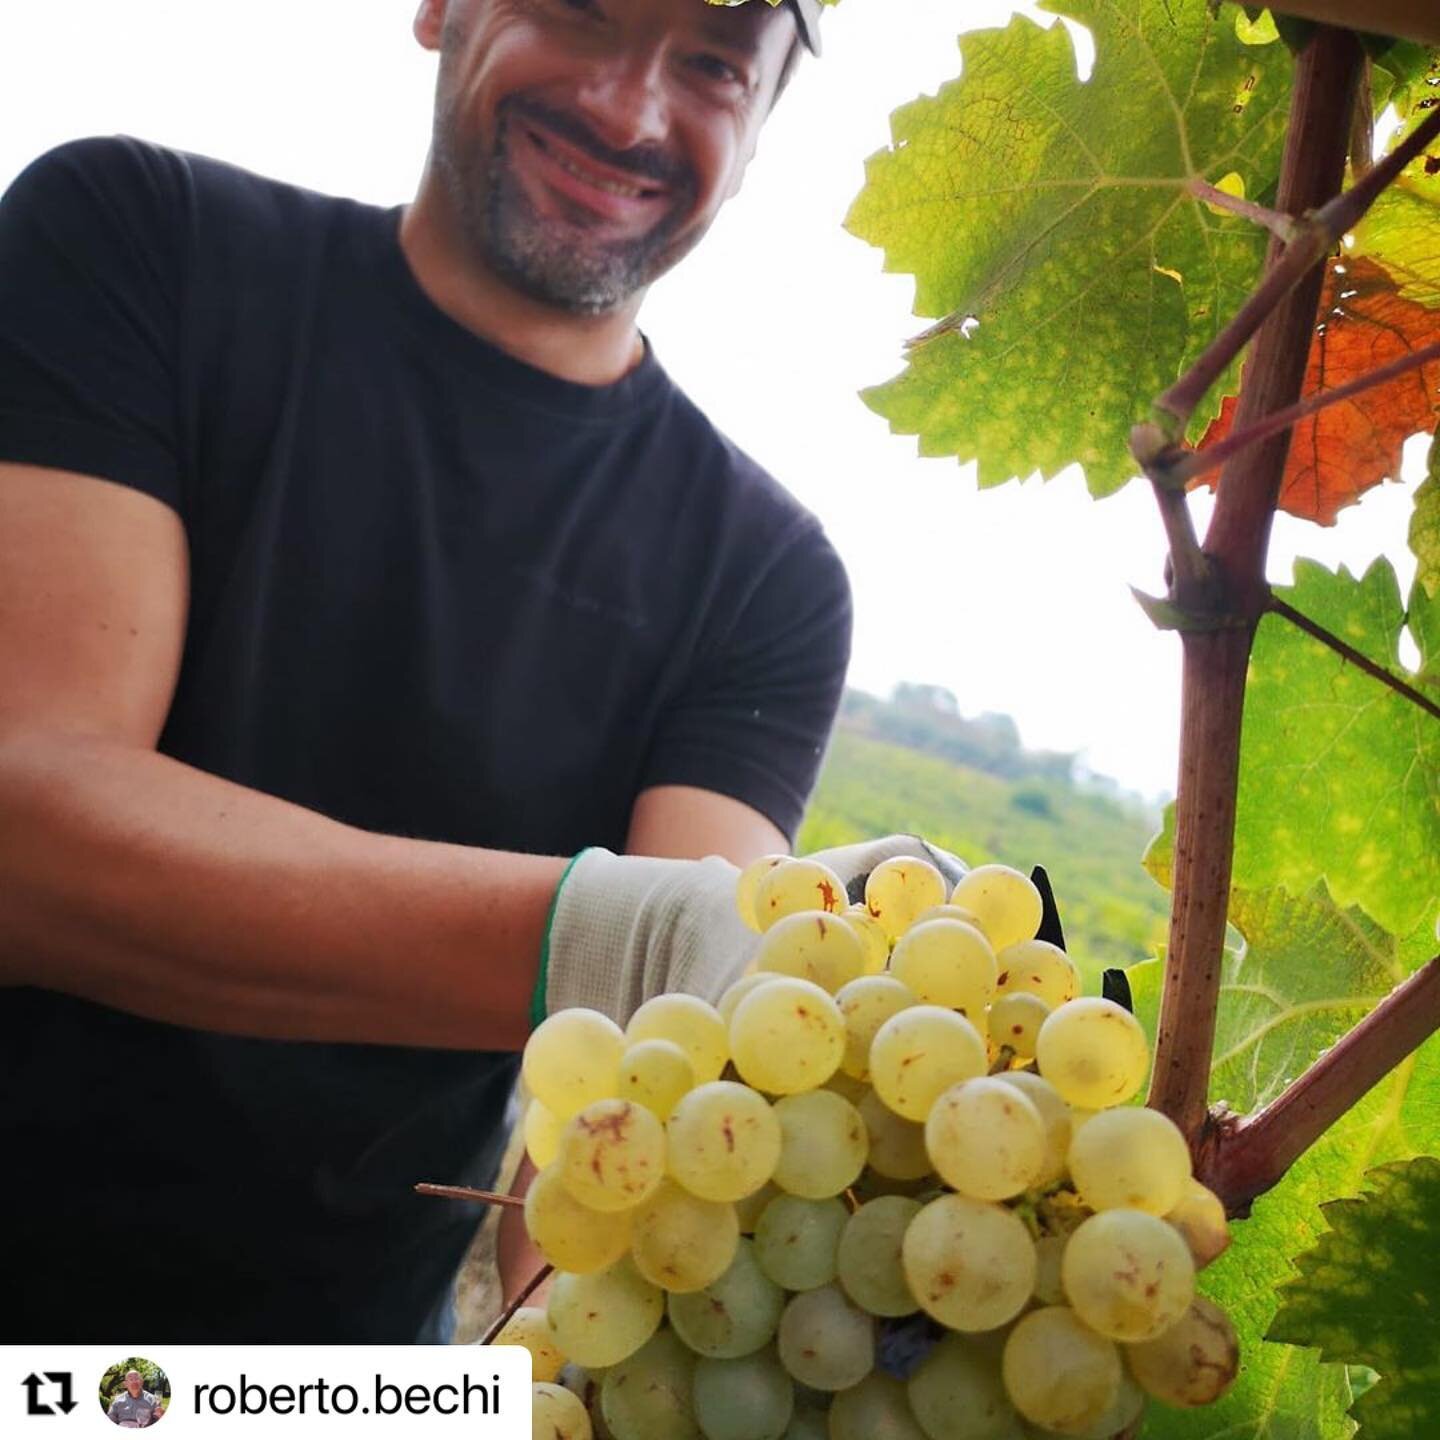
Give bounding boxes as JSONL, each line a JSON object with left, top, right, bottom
{"left": 479, "top": 1262, "right": 555, "bottom": 1346}
{"left": 413, "top": 1182, "right": 525, "bottom": 1209}
{"left": 1185, "top": 179, "right": 1301, "bottom": 240}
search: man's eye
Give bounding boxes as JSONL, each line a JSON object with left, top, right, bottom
{"left": 690, "top": 53, "right": 744, "bottom": 85}
{"left": 557, "top": 0, "right": 602, "bottom": 14}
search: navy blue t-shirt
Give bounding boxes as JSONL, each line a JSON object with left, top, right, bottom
{"left": 0, "top": 137, "right": 850, "bottom": 1341}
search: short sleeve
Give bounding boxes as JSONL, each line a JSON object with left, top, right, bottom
{"left": 641, "top": 520, "right": 852, "bottom": 841}
{"left": 0, "top": 137, "right": 185, "bottom": 509}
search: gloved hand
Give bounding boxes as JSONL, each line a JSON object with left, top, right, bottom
{"left": 535, "top": 836, "right": 966, "bottom": 1026}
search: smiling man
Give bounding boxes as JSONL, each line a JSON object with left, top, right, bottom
{"left": 0, "top": 0, "right": 846, "bottom": 1343}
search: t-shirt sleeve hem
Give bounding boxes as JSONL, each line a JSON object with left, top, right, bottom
{"left": 0, "top": 408, "right": 181, "bottom": 511}
{"left": 638, "top": 749, "right": 808, "bottom": 845}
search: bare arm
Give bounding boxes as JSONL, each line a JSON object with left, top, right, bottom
{"left": 0, "top": 464, "right": 564, "bottom": 1051}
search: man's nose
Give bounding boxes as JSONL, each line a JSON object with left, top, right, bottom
{"left": 572, "top": 44, "right": 672, "bottom": 157}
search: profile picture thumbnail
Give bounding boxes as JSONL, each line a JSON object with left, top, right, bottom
{"left": 99, "top": 1358, "right": 170, "bottom": 1429}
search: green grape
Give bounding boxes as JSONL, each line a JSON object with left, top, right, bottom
{"left": 730, "top": 977, "right": 845, "bottom": 1095}
{"left": 524, "top": 1008, "right": 624, "bottom": 1119}
{"left": 667, "top": 1237, "right": 785, "bottom": 1358}
{"left": 914, "top": 902, "right": 983, "bottom": 928}
{"left": 836, "top": 976, "right": 916, "bottom": 1081}
{"left": 1034, "top": 998, "right": 1149, "bottom": 1110}
{"left": 717, "top": 972, "right": 774, "bottom": 1025}
{"left": 524, "top": 1098, "right": 565, "bottom": 1169}
{"left": 525, "top": 1164, "right": 633, "bottom": 1274}
{"left": 753, "top": 1193, "right": 847, "bottom": 1290}
{"left": 755, "top": 910, "right": 866, "bottom": 994}
{"left": 599, "top": 1328, "right": 701, "bottom": 1440}
{"left": 902, "top": 1194, "right": 1036, "bottom": 1332}
{"left": 1000, "top": 1307, "right": 1120, "bottom": 1436}
{"left": 734, "top": 1181, "right": 779, "bottom": 1234}
{"left": 950, "top": 867, "right": 1043, "bottom": 953}
{"left": 842, "top": 904, "right": 891, "bottom": 974}
{"left": 691, "top": 1349, "right": 794, "bottom": 1440}
{"left": 776, "top": 1283, "right": 875, "bottom": 1390}
{"left": 993, "top": 941, "right": 1079, "bottom": 1011}
{"left": 754, "top": 858, "right": 847, "bottom": 931}
{"left": 493, "top": 1305, "right": 566, "bottom": 1382}
{"left": 857, "top": 1088, "right": 933, "bottom": 1181}
{"left": 617, "top": 1038, "right": 695, "bottom": 1121}
{"left": 533, "top": 1381, "right": 594, "bottom": 1440}
{"left": 629, "top": 1179, "right": 739, "bottom": 1292}
{"left": 836, "top": 1195, "right": 921, "bottom": 1317}
{"left": 1164, "top": 1178, "right": 1232, "bottom": 1269}
{"left": 626, "top": 994, "right": 729, "bottom": 1085}
{"left": 1069, "top": 1369, "right": 1145, "bottom": 1439}
{"left": 1060, "top": 1209, "right": 1195, "bottom": 1342}
{"left": 907, "top": 1332, "right": 1025, "bottom": 1440}
{"left": 546, "top": 1258, "right": 664, "bottom": 1369}
{"left": 987, "top": 993, "right": 1050, "bottom": 1060}
{"left": 737, "top": 854, "right": 790, "bottom": 932}
{"left": 869, "top": 1006, "right": 987, "bottom": 1121}
{"left": 770, "top": 1089, "right": 868, "bottom": 1198}
{"left": 1123, "top": 1296, "right": 1239, "bottom": 1406}
{"left": 666, "top": 1080, "right": 781, "bottom": 1202}
{"left": 990, "top": 1071, "right": 1071, "bottom": 1187}
{"left": 559, "top": 1099, "right": 667, "bottom": 1213}
{"left": 783, "top": 1407, "right": 829, "bottom": 1440}
{"left": 824, "top": 1068, "right": 870, "bottom": 1104}
{"left": 1067, "top": 1105, "right": 1191, "bottom": 1215}
{"left": 864, "top": 856, "right": 948, "bottom": 943}
{"left": 889, "top": 919, "right": 997, "bottom": 1018}
{"left": 924, "top": 1077, "right": 1046, "bottom": 1201}
{"left": 1032, "top": 1235, "right": 1067, "bottom": 1306}
{"left": 829, "top": 1372, "right": 926, "bottom": 1440}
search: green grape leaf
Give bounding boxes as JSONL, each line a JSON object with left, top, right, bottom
{"left": 1230, "top": 558, "right": 1440, "bottom": 938}
{"left": 843, "top": 3, "right": 1292, "bottom": 495}
{"left": 1269, "top": 1157, "right": 1440, "bottom": 1440}
{"left": 1412, "top": 435, "right": 1440, "bottom": 601}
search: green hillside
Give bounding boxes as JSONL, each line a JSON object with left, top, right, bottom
{"left": 797, "top": 721, "right": 1170, "bottom": 994}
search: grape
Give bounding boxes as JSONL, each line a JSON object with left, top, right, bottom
{"left": 836, "top": 975, "right": 916, "bottom": 1081}
{"left": 737, "top": 854, "right": 790, "bottom": 931}
{"left": 717, "top": 972, "right": 773, "bottom": 1024}
{"left": 524, "top": 1098, "right": 565, "bottom": 1169}
{"left": 753, "top": 1193, "right": 847, "bottom": 1290}
{"left": 493, "top": 1305, "right": 566, "bottom": 1383}
{"left": 546, "top": 1258, "right": 664, "bottom": 1369}
{"left": 1000, "top": 1307, "right": 1121, "bottom": 1436}
{"left": 824, "top": 1068, "right": 870, "bottom": 1105}
{"left": 924, "top": 1077, "right": 1046, "bottom": 1201}
{"left": 864, "top": 856, "right": 948, "bottom": 942}
{"left": 950, "top": 866, "right": 1043, "bottom": 952}
{"left": 777, "top": 1283, "right": 875, "bottom": 1390}
{"left": 1032, "top": 1235, "right": 1067, "bottom": 1306}
{"left": 617, "top": 1038, "right": 695, "bottom": 1121}
{"left": 857, "top": 1089, "right": 933, "bottom": 1181}
{"left": 666, "top": 1080, "right": 781, "bottom": 1202}
{"left": 1060, "top": 1209, "right": 1195, "bottom": 1342}
{"left": 842, "top": 904, "right": 891, "bottom": 974}
{"left": 1164, "top": 1179, "right": 1232, "bottom": 1269}
{"left": 525, "top": 1164, "right": 633, "bottom": 1274}
{"left": 993, "top": 940, "right": 1079, "bottom": 1011}
{"left": 730, "top": 977, "right": 845, "bottom": 1095}
{"left": 902, "top": 1194, "right": 1036, "bottom": 1332}
{"left": 755, "top": 910, "right": 866, "bottom": 994}
{"left": 991, "top": 1071, "right": 1072, "bottom": 1187}
{"left": 914, "top": 902, "right": 983, "bottom": 929}
{"left": 754, "top": 858, "right": 847, "bottom": 931}
{"left": 783, "top": 1408, "right": 829, "bottom": 1440}
{"left": 1069, "top": 1369, "right": 1145, "bottom": 1439}
{"left": 1034, "top": 998, "right": 1149, "bottom": 1110}
{"left": 1067, "top": 1105, "right": 1191, "bottom": 1215}
{"left": 890, "top": 919, "right": 997, "bottom": 1018}
{"left": 629, "top": 1179, "right": 739, "bottom": 1292}
{"left": 691, "top": 1348, "right": 794, "bottom": 1440}
{"left": 627, "top": 994, "right": 729, "bottom": 1085}
{"left": 771, "top": 1089, "right": 868, "bottom": 1198}
{"left": 836, "top": 1195, "right": 921, "bottom": 1317}
{"left": 1124, "top": 1296, "right": 1239, "bottom": 1406}
{"left": 733, "top": 1180, "right": 779, "bottom": 1235}
{"left": 599, "top": 1328, "right": 701, "bottom": 1440}
{"left": 667, "top": 1237, "right": 785, "bottom": 1358}
{"left": 986, "top": 993, "right": 1050, "bottom": 1060}
{"left": 830, "top": 1372, "right": 927, "bottom": 1440}
{"left": 558, "top": 1099, "right": 667, "bottom": 1213}
{"left": 869, "top": 1006, "right": 987, "bottom": 1121}
{"left": 907, "top": 1332, "right": 1025, "bottom": 1440}
{"left": 533, "top": 1381, "right": 594, "bottom": 1440}
{"left": 524, "top": 1008, "right": 624, "bottom": 1119}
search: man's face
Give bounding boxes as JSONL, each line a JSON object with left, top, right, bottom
{"left": 125, "top": 1375, "right": 142, "bottom": 1397}
{"left": 420, "top": 0, "right": 796, "bottom": 314}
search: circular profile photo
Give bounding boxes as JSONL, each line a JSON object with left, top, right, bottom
{"left": 99, "top": 1359, "right": 170, "bottom": 1429}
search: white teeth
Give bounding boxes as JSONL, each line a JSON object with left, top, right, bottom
{"left": 544, "top": 141, "right": 649, "bottom": 199}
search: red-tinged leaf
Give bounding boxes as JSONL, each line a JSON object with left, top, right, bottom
{"left": 1196, "top": 255, "right": 1440, "bottom": 525}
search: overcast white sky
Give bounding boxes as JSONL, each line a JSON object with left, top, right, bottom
{"left": 1, "top": 0, "right": 1426, "bottom": 798}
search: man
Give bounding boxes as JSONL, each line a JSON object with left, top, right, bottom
{"left": 0, "top": 0, "right": 844, "bottom": 1341}
{"left": 107, "top": 1371, "right": 164, "bottom": 1429}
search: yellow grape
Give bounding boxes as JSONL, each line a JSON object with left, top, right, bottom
{"left": 558, "top": 1098, "right": 666, "bottom": 1213}
{"left": 924, "top": 1077, "right": 1046, "bottom": 1201}
{"left": 1124, "top": 1296, "right": 1240, "bottom": 1406}
{"left": 856, "top": 1088, "right": 933, "bottom": 1181}
{"left": 522, "top": 1008, "right": 624, "bottom": 1119}
{"left": 950, "top": 865, "right": 1043, "bottom": 952}
{"left": 991, "top": 1070, "right": 1072, "bottom": 1187}
{"left": 889, "top": 918, "right": 996, "bottom": 1018}
{"left": 491, "top": 1306, "right": 565, "bottom": 1382}
{"left": 667, "top": 1080, "right": 782, "bottom": 1202}
{"left": 717, "top": 971, "right": 774, "bottom": 1024}
{"left": 532, "top": 1382, "right": 593, "bottom": 1440}
{"left": 523, "top": 1098, "right": 564, "bottom": 1169}
{"left": 1067, "top": 1105, "right": 1192, "bottom": 1215}
{"left": 824, "top": 1068, "right": 870, "bottom": 1104}
{"left": 902, "top": 1193, "right": 1036, "bottom": 1332}
{"left": 1035, "top": 997, "right": 1150, "bottom": 1109}
{"left": 736, "top": 854, "right": 790, "bottom": 931}
{"left": 546, "top": 1256, "right": 664, "bottom": 1368}
{"left": 770, "top": 1089, "right": 868, "bottom": 1198}
{"left": 868, "top": 1005, "right": 987, "bottom": 1121}
{"left": 986, "top": 992, "right": 1051, "bottom": 1059}
{"left": 864, "top": 856, "right": 948, "bottom": 943}
{"left": 1164, "top": 1178, "right": 1232, "bottom": 1269}
{"left": 629, "top": 1179, "right": 740, "bottom": 1293}
{"left": 753, "top": 858, "right": 847, "bottom": 931}
{"left": 1033, "top": 1234, "right": 1067, "bottom": 1306}
{"left": 617, "top": 1037, "right": 695, "bottom": 1121}
{"left": 841, "top": 904, "right": 891, "bottom": 974}
{"left": 626, "top": 994, "right": 728, "bottom": 1085}
{"left": 524, "top": 1164, "right": 632, "bottom": 1274}
{"left": 994, "top": 939, "right": 1079, "bottom": 1010}
{"left": 1061, "top": 1209, "right": 1195, "bottom": 1342}
{"left": 1001, "top": 1307, "right": 1121, "bottom": 1435}
{"left": 729, "top": 977, "right": 845, "bottom": 1095}
{"left": 835, "top": 975, "right": 916, "bottom": 1081}
{"left": 913, "top": 902, "right": 983, "bottom": 928}
{"left": 755, "top": 910, "right": 866, "bottom": 994}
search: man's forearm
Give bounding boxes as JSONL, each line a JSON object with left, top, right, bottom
{"left": 0, "top": 731, "right": 565, "bottom": 1050}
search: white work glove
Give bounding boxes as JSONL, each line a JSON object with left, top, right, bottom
{"left": 536, "top": 836, "right": 966, "bottom": 1027}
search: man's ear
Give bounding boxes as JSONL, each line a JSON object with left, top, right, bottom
{"left": 414, "top": 0, "right": 446, "bottom": 51}
{"left": 724, "top": 135, "right": 761, "bottom": 202}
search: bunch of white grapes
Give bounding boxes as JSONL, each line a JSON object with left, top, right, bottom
{"left": 504, "top": 854, "right": 1240, "bottom": 1440}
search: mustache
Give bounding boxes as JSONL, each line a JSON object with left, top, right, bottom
{"left": 500, "top": 94, "right": 694, "bottom": 191}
